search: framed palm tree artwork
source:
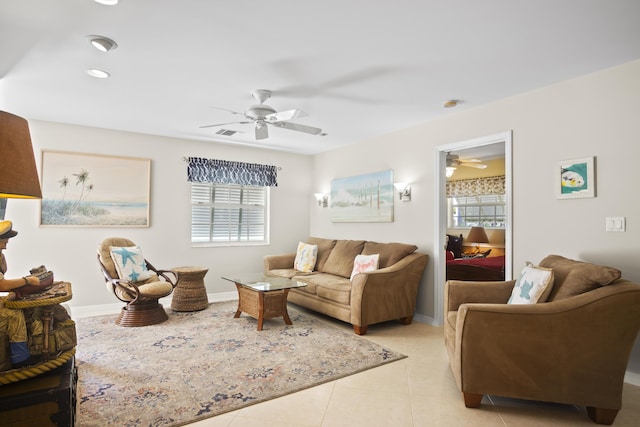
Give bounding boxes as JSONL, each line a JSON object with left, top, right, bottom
{"left": 40, "top": 150, "right": 151, "bottom": 227}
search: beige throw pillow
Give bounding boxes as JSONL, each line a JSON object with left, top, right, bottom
{"left": 508, "top": 263, "right": 554, "bottom": 305}
{"left": 293, "top": 242, "right": 318, "bottom": 273}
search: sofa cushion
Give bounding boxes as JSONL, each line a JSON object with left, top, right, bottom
{"left": 316, "top": 280, "right": 352, "bottom": 305}
{"left": 539, "top": 255, "right": 621, "bottom": 301}
{"left": 362, "top": 241, "right": 417, "bottom": 268}
{"left": 294, "top": 241, "right": 318, "bottom": 273}
{"left": 507, "top": 263, "right": 554, "bottom": 304}
{"left": 268, "top": 268, "right": 310, "bottom": 279}
{"left": 350, "top": 254, "right": 379, "bottom": 280}
{"left": 322, "top": 240, "right": 366, "bottom": 278}
{"left": 306, "top": 237, "right": 337, "bottom": 272}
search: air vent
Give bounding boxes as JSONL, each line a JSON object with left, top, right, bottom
{"left": 216, "top": 129, "right": 237, "bottom": 136}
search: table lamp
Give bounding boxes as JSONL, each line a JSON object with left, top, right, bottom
{"left": 0, "top": 111, "right": 42, "bottom": 219}
{"left": 466, "top": 226, "right": 489, "bottom": 253}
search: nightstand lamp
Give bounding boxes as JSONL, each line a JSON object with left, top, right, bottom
{"left": 466, "top": 226, "right": 489, "bottom": 253}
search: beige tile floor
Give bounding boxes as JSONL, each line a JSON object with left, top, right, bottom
{"left": 187, "top": 311, "right": 640, "bottom": 427}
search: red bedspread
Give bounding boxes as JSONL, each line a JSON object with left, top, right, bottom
{"left": 447, "top": 255, "right": 505, "bottom": 271}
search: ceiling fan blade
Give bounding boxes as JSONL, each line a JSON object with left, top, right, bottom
{"left": 200, "top": 121, "right": 252, "bottom": 129}
{"left": 266, "top": 109, "right": 307, "bottom": 123}
{"left": 272, "top": 121, "right": 323, "bottom": 135}
{"left": 459, "top": 158, "right": 482, "bottom": 163}
{"left": 461, "top": 163, "right": 487, "bottom": 169}
{"left": 255, "top": 122, "right": 269, "bottom": 140}
{"left": 211, "top": 107, "right": 245, "bottom": 116}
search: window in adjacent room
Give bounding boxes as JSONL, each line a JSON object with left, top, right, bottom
{"left": 191, "top": 182, "right": 269, "bottom": 245}
{"left": 449, "top": 194, "right": 505, "bottom": 228}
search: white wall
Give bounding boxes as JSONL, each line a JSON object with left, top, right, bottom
{"left": 4, "top": 59, "right": 639, "bottom": 373}
{"left": 4, "top": 121, "right": 312, "bottom": 309}
{"left": 311, "top": 59, "right": 640, "bottom": 371}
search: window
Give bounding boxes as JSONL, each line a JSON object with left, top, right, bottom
{"left": 449, "top": 194, "right": 505, "bottom": 228}
{"left": 191, "top": 182, "right": 269, "bottom": 245}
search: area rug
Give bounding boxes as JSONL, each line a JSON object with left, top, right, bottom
{"left": 75, "top": 301, "right": 406, "bottom": 426}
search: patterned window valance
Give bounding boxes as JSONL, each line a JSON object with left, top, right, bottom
{"left": 187, "top": 157, "right": 278, "bottom": 187}
{"left": 446, "top": 175, "right": 505, "bottom": 197}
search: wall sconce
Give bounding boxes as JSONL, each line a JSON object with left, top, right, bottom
{"left": 314, "top": 193, "right": 328, "bottom": 207}
{"left": 446, "top": 166, "right": 456, "bottom": 178}
{"left": 393, "top": 183, "right": 411, "bottom": 202}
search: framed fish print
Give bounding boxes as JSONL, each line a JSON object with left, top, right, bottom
{"left": 556, "top": 156, "right": 596, "bottom": 199}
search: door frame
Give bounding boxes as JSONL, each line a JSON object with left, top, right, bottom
{"left": 433, "top": 131, "right": 513, "bottom": 325}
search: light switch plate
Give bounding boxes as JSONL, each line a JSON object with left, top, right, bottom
{"left": 605, "top": 217, "right": 626, "bottom": 232}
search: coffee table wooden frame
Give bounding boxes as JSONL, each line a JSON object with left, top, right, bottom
{"left": 233, "top": 283, "right": 293, "bottom": 331}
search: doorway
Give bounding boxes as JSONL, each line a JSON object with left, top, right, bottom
{"left": 433, "top": 131, "right": 513, "bottom": 325}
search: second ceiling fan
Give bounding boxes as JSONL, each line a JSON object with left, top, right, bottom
{"left": 200, "top": 89, "right": 323, "bottom": 140}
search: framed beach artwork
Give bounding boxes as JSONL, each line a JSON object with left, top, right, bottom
{"left": 330, "top": 169, "right": 394, "bottom": 222}
{"left": 556, "top": 156, "right": 596, "bottom": 199}
{"left": 40, "top": 150, "right": 151, "bottom": 227}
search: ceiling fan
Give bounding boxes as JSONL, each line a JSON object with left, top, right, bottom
{"left": 200, "top": 89, "right": 323, "bottom": 140}
{"left": 446, "top": 153, "right": 488, "bottom": 170}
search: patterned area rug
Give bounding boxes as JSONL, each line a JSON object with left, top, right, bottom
{"left": 76, "top": 301, "right": 406, "bottom": 426}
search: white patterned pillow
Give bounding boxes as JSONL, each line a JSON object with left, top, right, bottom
{"left": 294, "top": 242, "right": 318, "bottom": 273}
{"left": 110, "top": 246, "right": 154, "bottom": 282}
{"left": 350, "top": 254, "right": 379, "bottom": 280}
{"left": 508, "top": 263, "right": 554, "bottom": 304}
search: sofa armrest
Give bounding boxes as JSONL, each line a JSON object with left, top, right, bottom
{"left": 445, "top": 279, "right": 516, "bottom": 312}
{"left": 350, "top": 252, "right": 428, "bottom": 327}
{"left": 264, "top": 253, "right": 296, "bottom": 271}
{"left": 453, "top": 282, "right": 640, "bottom": 409}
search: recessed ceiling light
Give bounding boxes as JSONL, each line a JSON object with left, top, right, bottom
{"left": 93, "top": 0, "right": 119, "bottom": 5}
{"left": 87, "top": 68, "right": 110, "bottom": 79}
{"left": 444, "top": 100, "right": 460, "bottom": 108}
{"left": 88, "top": 36, "right": 118, "bottom": 52}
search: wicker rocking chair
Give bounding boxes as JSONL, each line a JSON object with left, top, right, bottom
{"left": 97, "top": 237, "right": 177, "bottom": 327}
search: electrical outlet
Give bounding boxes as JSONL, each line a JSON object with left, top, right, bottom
{"left": 605, "top": 217, "right": 626, "bottom": 232}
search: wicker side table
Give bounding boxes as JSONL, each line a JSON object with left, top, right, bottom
{"left": 171, "top": 267, "right": 209, "bottom": 311}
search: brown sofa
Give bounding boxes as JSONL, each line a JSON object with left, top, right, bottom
{"left": 444, "top": 255, "right": 640, "bottom": 425}
{"left": 264, "top": 237, "right": 428, "bottom": 335}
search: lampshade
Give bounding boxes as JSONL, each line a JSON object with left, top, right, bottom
{"left": 466, "top": 226, "right": 489, "bottom": 244}
{"left": 0, "top": 111, "right": 42, "bottom": 199}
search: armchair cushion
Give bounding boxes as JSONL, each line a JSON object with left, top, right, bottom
{"left": 540, "top": 255, "right": 621, "bottom": 301}
{"left": 507, "top": 263, "right": 554, "bottom": 304}
{"left": 109, "top": 245, "right": 153, "bottom": 282}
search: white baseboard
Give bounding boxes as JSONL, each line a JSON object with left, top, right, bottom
{"left": 413, "top": 313, "right": 437, "bottom": 326}
{"left": 625, "top": 370, "right": 640, "bottom": 387}
{"left": 69, "top": 291, "right": 237, "bottom": 319}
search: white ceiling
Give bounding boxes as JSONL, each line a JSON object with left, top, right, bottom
{"left": 2, "top": 0, "right": 639, "bottom": 155}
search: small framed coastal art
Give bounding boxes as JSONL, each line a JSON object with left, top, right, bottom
{"left": 40, "top": 150, "right": 151, "bottom": 227}
{"left": 330, "top": 169, "right": 394, "bottom": 222}
{"left": 556, "top": 156, "right": 596, "bottom": 199}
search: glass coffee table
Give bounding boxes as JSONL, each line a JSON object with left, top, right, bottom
{"left": 222, "top": 273, "right": 307, "bottom": 331}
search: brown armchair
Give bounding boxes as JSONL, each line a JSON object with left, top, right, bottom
{"left": 97, "top": 237, "right": 177, "bottom": 327}
{"left": 444, "top": 255, "right": 640, "bottom": 425}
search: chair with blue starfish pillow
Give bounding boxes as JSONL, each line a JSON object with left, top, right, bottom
{"left": 97, "top": 237, "right": 177, "bottom": 326}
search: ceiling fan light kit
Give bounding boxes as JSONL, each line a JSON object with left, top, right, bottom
{"left": 201, "top": 89, "right": 323, "bottom": 141}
